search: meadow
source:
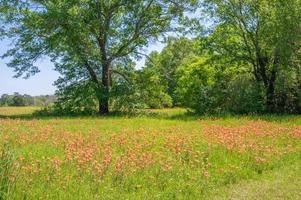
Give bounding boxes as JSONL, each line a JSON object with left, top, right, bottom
{"left": 0, "top": 107, "right": 300, "bottom": 199}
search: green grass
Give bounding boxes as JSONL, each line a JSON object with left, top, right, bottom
{"left": 0, "top": 144, "right": 14, "bottom": 200}
{"left": 212, "top": 163, "right": 301, "bottom": 200}
{"left": 0, "top": 106, "right": 40, "bottom": 116}
{"left": 0, "top": 107, "right": 300, "bottom": 199}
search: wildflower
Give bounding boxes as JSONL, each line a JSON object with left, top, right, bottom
{"left": 52, "top": 158, "right": 62, "bottom": 168}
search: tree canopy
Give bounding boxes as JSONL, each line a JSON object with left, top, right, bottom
{"left": 1, "top": 0, "right": 301, "bottom": 114}
{"left": 203, "top": 0, "right": 301, "bottom": 112}
{"left": 0, "top": 0, "right": 198, "bottom": 114}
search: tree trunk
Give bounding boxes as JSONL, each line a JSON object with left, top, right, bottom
{"left": 84, "top": 61, "right": 109, "bottom": 115}
{"left": 99, "top": 63, "right": 110, "bottom": 115}
{"left": 266, "top": 67, "right": 277, "bottom": 113}
{"left": 266, "top": 81, "right": 275, "bottom": 113}
{"left": 99, "top": 96, "right": 109, "bottom": 114}
{"left": 255, "top": 54, "right": 277, "bottom": 113}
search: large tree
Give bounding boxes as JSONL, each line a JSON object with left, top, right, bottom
{"left": 0, "top": 0, "right": 198, "bottom": 114}
{"left": 204, "top": 0, "right": 301, "bottom": 112}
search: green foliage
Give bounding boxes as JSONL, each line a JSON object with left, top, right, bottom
{"left": 144, "top": 37, "right": 199, "bottom": 105}
{"left": 176, "top": 56, "right": 266, "bottom": 114}
{"left": 109, "top": 71, "right": 144, "bottom": 112}
{"left": 11, "top": 94, "right": 26, "bottom": 107}
{"left": 274, "top": 67, "right": 301, "bottom": 113}
{"left": 54, "top": 80, "right": 98, "bottom": 115}
{"left": 0, "top": 93, "right": 56, "bottom": 107}
{"left": 136, "top": 67, "right": 172, "bottom": 109}
{"left": 0, "top": 95, "right": 13, "bottom": 107}
{"left": 203, "top": 0, "right": 301, "bottom": 112}
{"left": 176, "top": 56, "right": 218, "bottom": 113}
{"left": 0, "top": 0, "right": 198, "bottom": 114}
{"left": 1, "top": 0, "right": 300, "bottom": 115}
{"left": 227, "top": 76, "right": 265, "bottom": 114}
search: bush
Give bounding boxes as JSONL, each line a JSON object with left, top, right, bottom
{"left": 135, "top": 68, "right": 172, "bottom": 109}
{"left": 175, "top": 57, "right": 222, "bottom": 114}
{"left": 227, "top": 77, "right": 265, "bottom": 114}
{"left": 175, "top": 57, "right": 266, "bottom": 114}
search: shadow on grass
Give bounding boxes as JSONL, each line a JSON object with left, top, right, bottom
{"left": 0, "top": 108, "right": 300, "bottom": 123}
{"left": 0, "top": 110, "right": 196, "bottom": 121}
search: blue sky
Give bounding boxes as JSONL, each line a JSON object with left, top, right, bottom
{"left": 0, "top": 40, "right": 164, "bottom": 96}
{"left": 0, "top": 39, "right": 60, "bottom": 96}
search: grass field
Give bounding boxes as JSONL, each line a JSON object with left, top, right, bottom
{"left": 0, "top": 107, "right": 300, "bottom": 199}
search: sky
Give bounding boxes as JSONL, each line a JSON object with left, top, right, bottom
{"left": 0, "top": 39, "right": 165, "bottom": 96}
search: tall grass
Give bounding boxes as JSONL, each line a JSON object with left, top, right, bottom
{"left": 0, "top": 144, "right": 14, "bottom": 200}
{"left": 0, "top": 107, "right": 300, "bottom": 199}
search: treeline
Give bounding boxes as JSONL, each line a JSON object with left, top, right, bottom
{"left": 54, "top": 35, "right": 301, "bottom": 114}
{"left": 1, "top": 0, "right": 301, "bottom": 114}
{"left": 0, "top": 93, "right": 56, "bottom": 107}
{"left": 137, "top": 37, "right": 301, "bottom": 114}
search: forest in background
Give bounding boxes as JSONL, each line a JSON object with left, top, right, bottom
{"left": 0, "top": 93, "right": 56, "bottom": 107}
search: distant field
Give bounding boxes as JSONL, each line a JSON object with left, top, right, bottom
{"left": 0, "top": 107, "right": 300, "bottom": 199}
{"left": 0, "top": 106, "right": 40, "bottom": 116}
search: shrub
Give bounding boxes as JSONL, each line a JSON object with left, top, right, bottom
{"left": 176, "top": 57, "right": 266, "bottom": 114}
